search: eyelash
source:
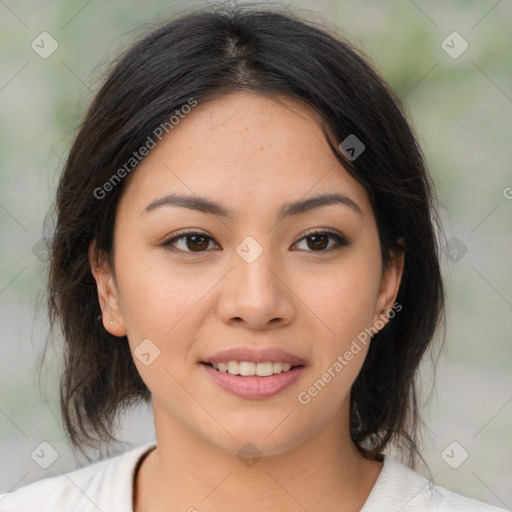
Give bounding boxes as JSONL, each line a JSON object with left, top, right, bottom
{"left": 161, "top": 229, "right": 349, "bottom": 255}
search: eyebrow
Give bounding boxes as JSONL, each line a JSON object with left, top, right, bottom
{"left": 143, "top": 191, "right": 363, "bottom": 220}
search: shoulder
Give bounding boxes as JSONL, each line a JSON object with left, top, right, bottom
{"left": 362, "top": 455, "right": 509, "bottom": 512}
{"left": 0, "top": 443, "right": 156, "bottom": 512}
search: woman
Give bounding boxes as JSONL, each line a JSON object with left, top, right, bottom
{"left": 0, "top": 4, "right": 506, "bottom": 511}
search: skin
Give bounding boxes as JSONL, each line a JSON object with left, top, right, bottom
{"left": 89, "top": 91, "right": 404, "bottom": 511}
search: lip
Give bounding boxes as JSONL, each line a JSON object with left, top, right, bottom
{"left": 201, "top": 363, "right": 306, "bottom": 399}
{"left": 202, "top": 347, "right": 307, "bottom": 366}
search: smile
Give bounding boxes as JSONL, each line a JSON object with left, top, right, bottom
{"left": 201, "top": 362, "right": 306, "bottom": 399}
{"left": 208, "top": 361, "right": 298, "bottom": 377}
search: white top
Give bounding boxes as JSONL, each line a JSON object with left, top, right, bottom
{"left": 0, "top": 442, "right": 508, "bottom": 511}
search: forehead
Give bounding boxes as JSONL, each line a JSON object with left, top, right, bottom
{"left": 118, "top": 91, "right": 372, "bottom": 222}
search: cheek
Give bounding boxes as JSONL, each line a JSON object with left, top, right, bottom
{"left": 295, "top": 265, "right": 377, "bottom": 413}
{"left": 296, "top": 257, "right": 382, "bottom": 343}
{"left": 117, "top": 263, "right": 208, "bottom": 397}
{"left": 115, "top": 250, "right": 210, "bottom": 349}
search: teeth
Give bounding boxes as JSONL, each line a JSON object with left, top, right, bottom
{"left": 255, "top": 362, "right": 273, "bottom": 376}
{"left": 210, "top": 361, "right": 296, "bottom": 376}
{"left": 227, "top": 361, "right": 239, "bottom": 375}
{"left": 239, "top": 361, "right": 256, "bottom": 376}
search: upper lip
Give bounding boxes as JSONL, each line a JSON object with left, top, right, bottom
{"left": 202, "top": 348, "right": 307, "bottom": 366}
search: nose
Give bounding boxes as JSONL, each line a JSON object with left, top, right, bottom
{"left": 215, "top": 243, "right": 296, "bottom": 330}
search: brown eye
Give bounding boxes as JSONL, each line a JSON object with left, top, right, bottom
{"left": 162, "top": 229, "right": 348, "bottom": 255}
{"left": 306, "top": 233, "right": 329, "bottom": 251}
{"left": 294, "top": 231, "right": 348, "bottom": 252}
{"left": 162, "top": 232, "right": 218, "bottom": 253}
{"left": 184, "top": 234, "right": 210, "bottom": 251}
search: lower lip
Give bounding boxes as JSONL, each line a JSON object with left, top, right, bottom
{"left": 201, "top": 363, "right": 305, "bottom": 399}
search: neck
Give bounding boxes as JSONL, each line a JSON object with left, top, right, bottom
{"left": 134, "top": 400, "right": 382, "bottom": 512}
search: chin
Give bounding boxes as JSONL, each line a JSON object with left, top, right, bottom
{"left": 197, "top": 416, "right": 313, "bottom": 459}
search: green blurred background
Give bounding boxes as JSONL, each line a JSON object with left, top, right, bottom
{"left": 1, "top": 0, "right": 511, "bottom": 506}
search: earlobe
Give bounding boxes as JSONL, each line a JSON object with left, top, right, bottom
{"left": 88, "top": 239, "right": 127, "bottom": 337}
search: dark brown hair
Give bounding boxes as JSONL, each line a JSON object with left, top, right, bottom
{"left": 44, "top": 3, "right": 445, "bottom": 464}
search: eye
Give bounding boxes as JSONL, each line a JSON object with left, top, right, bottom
{"left": 293, "top": 230, "right": 349, "bottom": 252}
{"left": 161, "top": 231, "right": 219, "bottom": 254}
{"left": 161, "top": 229, "right": 349, "bottom": 255}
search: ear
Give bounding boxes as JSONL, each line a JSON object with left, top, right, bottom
{"left": 372, "top": 237, "right": 405, "bottom": 330}
{"left": 88, "top": 239, "right": 127, "bottom": 337}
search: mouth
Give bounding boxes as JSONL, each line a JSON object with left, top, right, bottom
{"left": 200, "top": 347, "right": 307, "bottom": 398}
{"left": 200, "top": 359, "right": 306, "bottom": 399}
{"left": 200, "top": 361, "right": 305, "bottom": 377}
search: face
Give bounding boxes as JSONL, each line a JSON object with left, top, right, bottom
{"left": 89, "top": 91, "right": 403, "bottom": 457}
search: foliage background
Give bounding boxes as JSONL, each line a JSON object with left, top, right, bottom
{"left": 1, "top": 0, "right": 511, "bottom": 507}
